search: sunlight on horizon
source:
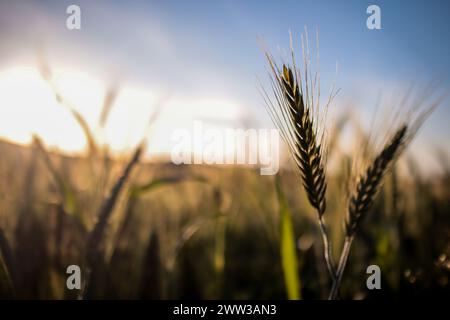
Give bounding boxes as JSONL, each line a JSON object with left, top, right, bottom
{"left": 0, "top": 65, "right": 445, "bottom": 174}
{"left": 0, "top": 65, "right": 251, "bottom": 159}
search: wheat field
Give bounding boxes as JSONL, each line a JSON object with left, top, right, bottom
{"left": 0, "top": 1, "right": 449, "bottom": 301}
{"left": 0, "top": 125, "right": 448, "bottom": 299}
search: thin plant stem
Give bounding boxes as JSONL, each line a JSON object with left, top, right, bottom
{"left": 328, "top": 235, "right": 354, "bottom": 300}
{"left": 318, "top": 215, "right": 336, "bottom": 282}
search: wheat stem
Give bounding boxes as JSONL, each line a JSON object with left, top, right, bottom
{"left": 328, "top": 235, "right": 353, "bottom": 299}
{"left": 83, "top": 143, "right": 143, "bottom": 299}
{"left": 329, "top": 125, "right": 407, "bottom": 299}
{"left": 318, "top": 215, "right": 336, "bottom": 281}
{"left": 262, "top": 44, "right": 337, "bottom": 285}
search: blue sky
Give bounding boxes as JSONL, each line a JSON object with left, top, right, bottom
{"left": 0, "top": 0, "right": 449, "bottom": 169}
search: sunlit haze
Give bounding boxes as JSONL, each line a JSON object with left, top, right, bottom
{"left": 0, "top": 0, "right": 449, "bottom": 172}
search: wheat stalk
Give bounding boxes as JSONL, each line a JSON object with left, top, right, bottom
{"left": 261, "top": 32, "right": 338, "bottom": 285}
{"left": 329, "top": 125, "right": 407, "bottom": 299}
{"left": 83, "top": 142, "right": 143, "bottom": 298}
{"left": 260, "top": 33, "right": 441, "bottom": 300}
{"left": 329, "top": 87, "right": 441, "bottom": 298}
{"left": 346, "top": 125, "right": 407, "bottom": 236}
{"left": 279, "top": 65, "right": 327, "bottom": 215}
{"left": 86, "top": 143, "right": 143, "bottom": 263}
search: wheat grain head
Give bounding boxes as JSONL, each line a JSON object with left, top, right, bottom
{"left": 345, "top": 88, "right": 443, "bottom": 237}
{"left": 260, "top": 32, "right": 337, "bottom": 217}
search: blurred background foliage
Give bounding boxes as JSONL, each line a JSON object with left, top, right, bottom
{"left": 0, "top": 115, "right": 448, "bottom": 299}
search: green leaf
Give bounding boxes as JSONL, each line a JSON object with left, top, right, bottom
{"left": 276, "top": 176, "right": 301, "bottom": 300}
{"left": 129, "top": 175, "right": 208, "bottom": 198}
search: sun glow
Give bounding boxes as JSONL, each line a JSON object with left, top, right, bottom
{"left": 0, "top": 66, "right": 248, "bottom": 159}
{"left": 0, "top": 66, "right": 162, "bottom": 154}
{"left": 0, "top": 66, "right": 103, "bottom": 152}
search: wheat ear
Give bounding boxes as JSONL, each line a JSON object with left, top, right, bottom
{"left": 328, "top": 125, "right": 407, "bottom": 299}
{"left": 262, "top": 51, "right": 337, "bottom": 283}
{"left": 279, "top": 65, "right": 335, "bottom": 281}
{"left": 346, "top": 125, "right": 407, "bottom": 236}
{"left": 280, "top": 65, "right": 327, "bottom": 216}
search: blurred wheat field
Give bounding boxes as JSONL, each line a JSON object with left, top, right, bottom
{"left": 0, "top": 131, "right": 448, "bottom": 299}
{"left": 1, "top": 0, "right": 450, "bottom": 303}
